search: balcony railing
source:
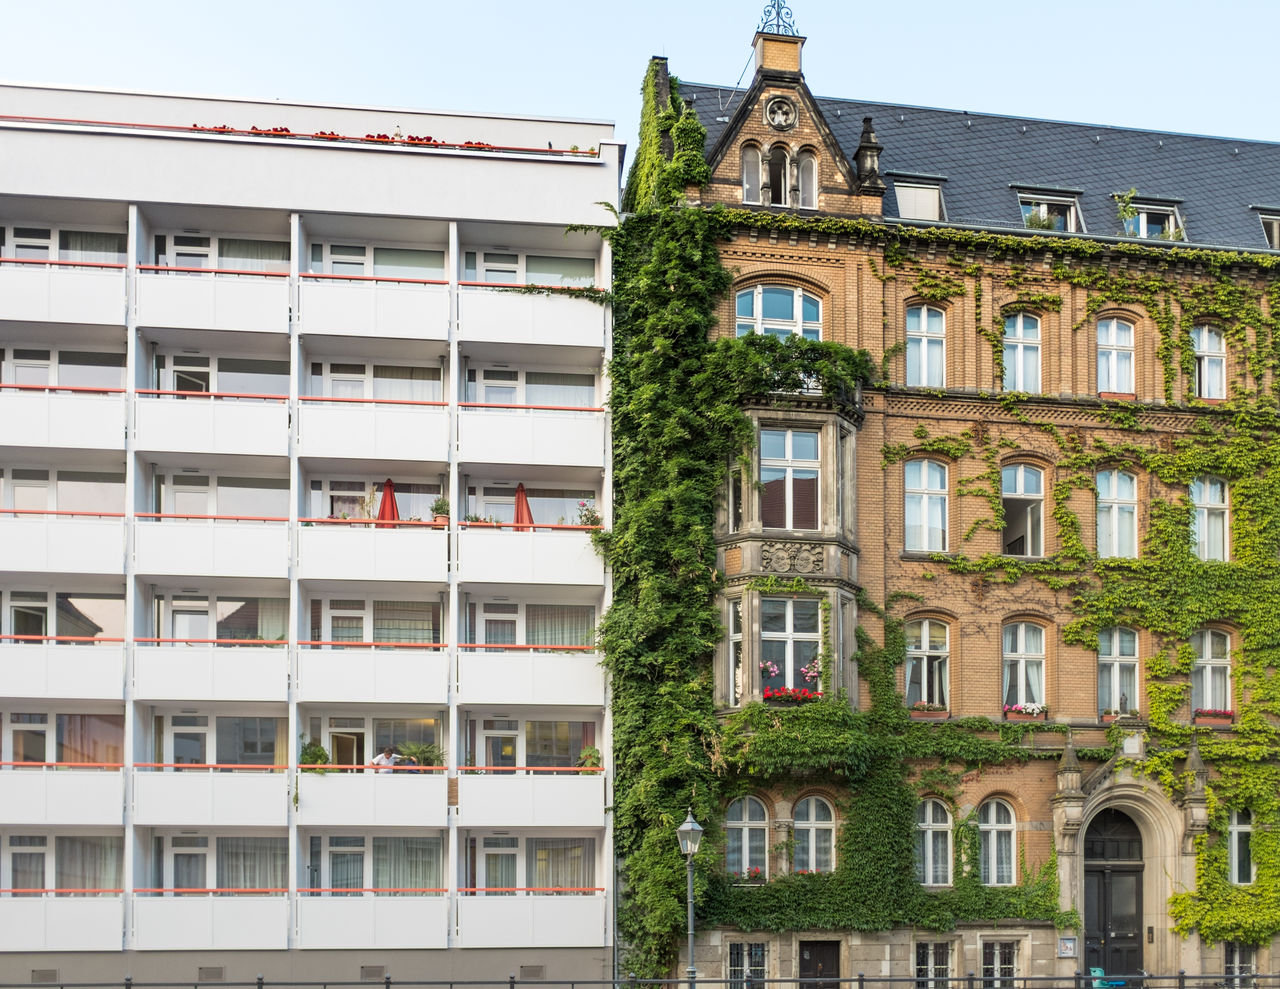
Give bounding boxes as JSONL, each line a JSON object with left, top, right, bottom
{"left": 133, "top": 891, "right": 289, "bottom": 950}
{"left": 0, "top": 255, "right": 126, "bottom": 325}
{"left": 455, "top": 892, "right": 606, "bottom": 948}
{"left": 298, "top": 396, "right": 450, "bottom": 462}
{"left": 456, "top": 768, "right": 605, "bottom": 828}
{"left": 0, "top": 635, "right": 126, "bottom": 699}
{"left": 135, "top": 264, "right": 289, "bottom": 333}
{"left": 133, "top": 638, "right": 288, "bottom": 701}
{"left": 0, "top": 383, "right": 126, "bottom": 449}
{"left": 457, "top": 643, "right": 604, "bottom": 706}
{"left": 456, "top": 522, "right": 603, "bottom": 585}
{"left": 134, "top": 514, "right": 290, "bottom": 579}
{"left": 292, "top": 767, "right": 449, "bottom": 827}
{"left": 458, "top": 284, "right": 606, "bottom": 350}
{"left": 133, "top": 764, "right": 289, "bottom": 827}
{"left": 136, "top": 390, "right": 290, "bottom": 456}
{"left": 458, "top": 401, "right": 606, "bottom": 467}
{"left": 298, "top": 518, "right": 448, "bottom": 582}
{"left": 0, "top": 763, "right": 125, "bottom": 825}
{"left": 299, "top": 272, "right": 449, "bottom": 340}
{"left": 297, "top": 641, "right": 448, "bottom": 704}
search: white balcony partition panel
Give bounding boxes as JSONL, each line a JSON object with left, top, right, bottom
{"left": 296, "top": 896, "right": 448, "bottom": 950}
{"left": 456, "top": 895, "right": 606, "bottom": 948}
{"left": 133, "top": 645, "right": 287, "bottom": 701}
{"left": 134, "top": 522, "right": 289, "bottom": 579}
{"left": 1, "top": 517, "right": 123, "bottom": 575}
{"left": 457, "top": 774, "right": 604, "bottom": 828}
{"left": 0, "top": 265, "right": 125, "bottom": 325}
{"left": 0, "top": 391, "right": 124, "bottom": 450}
{"left": 135, "top": 272, "right": 289, "bottom": 333}
{"left": 294, "top": 773, "right": 448, "bottom": 829}
{"left": 457, "top": 651, "right": 604, "bottom": 707}
{"left": 299, "top": 279, "right": 449, "bottom": 341}
{"left": 135, "top": 397, "right": 289, "bottom": 457}
{"left": 0, "top": 770, "right": 123, "bottom": 825}
{"left": 297, "top": 526, "right": 447, "bottom": 582}
{"left": 297, "top": 648, "right": 448, "bottom": 705}
{"left": 0, "top": 643, "right": 125, "bottom": 700}
{"left": 133, "top": 896, "right": 288, "bottom": 951}
{"left": 457, "top": 529, "right": 602, "bottom": 586}
{"left": 459, "top": 291, "right": 605, "bottom": 350}
{"left": 298, "top": 402, "right": 450, "bottom": 463}
{"left": 458, "top": 409, "right": 604, "bottom": 468}
{"left": 133, "top": 772, "right": 288, "bottom": 826}
{"left": 0, "top": 898, "right": 123, "bottom": 952}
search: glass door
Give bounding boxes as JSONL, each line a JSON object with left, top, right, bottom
{"left": 169, "top": 836, "right": 210, "bottom": 894}
{"left": 328, "top": 836, "right": 366, "bottom": 895}
{"left": 170, "top": 597, "right": 210, "bottom": 644}
{"left": 481, "top": 836, "right": 518, "bottom": 896}
{"left": 8, "top": 713, "right": 49, "bottom": 767}
{"left": 8, "top": 836, "right": 48, "bottom": 896}
{"left": 10, "top": 470, "right": 50, "bottom": 512}
{"left": 170, "top": 477, "right": 210, "bottom": 517}
{"left": 10, "top": 593, "right": 48, "bottom": 642}
{"left": 168, "top": 715, "right": 209, "bottom": 770}
{"left": 480, "top": 719, "right": 519, "bottom": 775}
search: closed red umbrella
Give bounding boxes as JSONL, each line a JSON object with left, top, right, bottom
{"left": 375, "top": 479, "right": 400, "bottom": 529}
{"left": 513, "top": 482, "right": 534, "bottom": 531}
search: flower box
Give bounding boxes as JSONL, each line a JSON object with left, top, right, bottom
{"left": 909, "top": 709, "right": 949, "bottom": 720}
{"left": 1193, "top": 710, "right": 1234, "bottom": 727}
{"left": 763, "top": 686, "right": 822, "bottom": 704}
{"left": 1004, "top": 710, "right": 1046, "bottom": 722}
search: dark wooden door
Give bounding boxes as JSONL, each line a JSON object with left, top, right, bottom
{"left": 1084, "top": 810, "right": 1144, "bottom": 978}
{"left": 798, "top": 940, "right": 839, "bottom": 989}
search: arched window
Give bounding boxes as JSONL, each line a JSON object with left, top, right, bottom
{"left": 736, "top": 286, "right": 821, "bottom": 340}
{"left": 726, "top": 796, "right": 769, "bottom": 878}
{"left": 766, "top": 147, "right": 789, "bottom": 206}
{"left": 1003, "top": 314, "right": 1041, "bottom": 392}
{"left": 1002, "top": 622, "right": 1044, "bottom": 710}
{"left": 978, "top": 799, "right": 1016, "bottom": 885}
{"left": 1097, "top": 469, "right": 1138, "bottom": 558}
{"left": 1192, "top": 326, "right": 1226, "bottom": 399}
{"left": 742, "top": 146, "right": 761, "bottom": 205}
{"left": 1191, "top": 628, "right": 1231, "bottom": 714}
{"left": 914, "top": 799, "right": 952, "bottom": 885}
{"left": 1097, "top": 318, "right": 1135, "bottom": 395}
{"left": 797, "top": 152, "right": 817, "bottom": 209}
{"left": 1190, "top": 476, "right": 1228, "bottom": 561}
{"left": 905, "top": 618, "right": 948, "bottom": 709}
{"left": 1230, "top": 809, "right": 1254, "bottom": 885}
{"left": 1098, "top": 627, "right": 1138, "bottom": 716}
{"left": 904, "top": 460, "right": 948, "bottom": 552}
{"left": 792, "top": 796, "right": 834, "bottom": 872}
{"left": 906, "top": 305, "right": 946, "bottom": 387}
{"left": 1001, "top": 465, "right": 1043, "bottom": 557}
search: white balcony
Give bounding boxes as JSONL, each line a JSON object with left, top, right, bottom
{"left": 0, "top": 769, "right": 123, "bottom": 826}
{"left": 135, "top": 521, "right": 289, "bottom": 579}
{"left": 0, "top": 897, "right": 123, "bottom": 952}
{"left": 459, "top": 290, "right": 605, "bottom": 350}
{"left": 134, "top": 895, "right": 288, "bottom": 951}
{"left": 0, "top": 642, "right": 124, "bottom": 700}
{"left": 457, "top": 773, "right": 604, "bottom": 828}
{"left": 0, "top": 515, "right": 123, "bottom": 575}
{"left": 135, "top": 270, "right": 289, "bottom": 334}
{"left": 458, "top": 650, "right": 605, "bottom": 707}
{"left": 298, "top": 401, "right": 449, "bottom": 463}
{"left": 135, "top": 396, "right": 289, "bottom": 457}
{"left": 298, "top": 525, "right": 447, "bottom": 582}
{"left": 133, "top": 644, "right": 288, "bottom": 701}
{"left": 299, "top": 277, "right": 449, "bottom": 341}
{"left": 0, "top": 263, "right": 125, "bottom": 325}
{"left": 294, "top": 772, "right": 448, "bottom": 828}
{"left": 458, "top": 408, "right": 604, "bottom": 468}
{"left": 456, "top": 895, "right": 606, "bottom": 948}
{"left": 133, "top": 771, "right": 288, "bottom": 826}
{"left": 297, "top": 895, "right": 448, "bottom": 950}
{"left": 0, "top": 389, "right": 124, "bottom": 450}
{"left": 297, "top": 648, "right": 447, "bottom": 705}
{"left": 457, "top": 528, "right": 602, "bottom": 586}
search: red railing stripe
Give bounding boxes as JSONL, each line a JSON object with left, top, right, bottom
{"left": 0, "top": 761, "right": 122, "bottom": 768}
{"left": 299, "top": 764, "right": 444, "bottom": 771}
{"left": 0, "top": 888, "right": 123, "bottom": 894}
{"left": 134, "top": 887, "right": 286, "bottom": 894}
{"left": 460, "top": 521, "right": 601, "bottom": 530}
{"left": 459, "top": 402, "right": 603, "bottom": 412}
{"left": 136, "top": 512, "right": 288, "bottom": 522}
{"left": 0, "top": 256, "right": 125, "bottom": 269}
{"left": 299, "top": 640, "right": 447, "bottom": 648}
{"left": 300, "top": 272, "right": 448, "bottom": 285}
{"left": 135, "top": 763, "right": 287, "bottom": 770}
{"left": 134, "top": 638, "right": 285, "bottom": 646}
{"left": 457, "top": 643, "right": 594, "bottom": 651}
{"left": 457, "top": 887, "right": 604, "bottom": 893}
{"left": 137, "top": 264, "right": 287, "bottom": 277}
{"left": 458, "top": 280, "right": 603, "bottom": 292}
{"left": 0, "top": 634, "right": 124, "bottom": 643}
{"left": 0, "top": 383, "right": 124, "bottom": 394}
{"left": 0, "top": 509, "right": 124, "bottom": 518}
{"left": 462, "top": 765, "right": 603, "bottom": 773}
{"left": 137, "top": 388, "right": 288, "bottom": 401}
{"left": 300, "top": 395, "right": 447, "bottom": 407}
{"left": 304, "top": 888, "right": 448, "bottom": 893}
{"left": 298, "top": 517, "right": 444, "bottom": 527}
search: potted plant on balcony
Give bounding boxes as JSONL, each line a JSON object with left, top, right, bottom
{"left": 299, "top": 736, "right": 332, "bottom": 773}
{"left": 396, "top": 741, "right": 446, "bottom": 773}
{"left": 430, "top": 496, "right": 450, "bottom": 526}
{"left": 576, "top": 500, "right": 602, "bottom": 527}
{"left": 909, "top": 702, "right": 948, "bottom": 720}
{"left": 576, "top": 745, "right": 602, "bottom": 773}
{"left": 465, "top": 513, "right": 495, "bottom": 527}
{"left": 1004, "top": 702, "right": 1047, "bottom": 721}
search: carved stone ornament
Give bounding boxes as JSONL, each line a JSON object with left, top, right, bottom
{"left": 762, "top": 542, "right": 823, "bottom": 574}
{"left": 764, "top": 96, "right": 797, "bottom": 132}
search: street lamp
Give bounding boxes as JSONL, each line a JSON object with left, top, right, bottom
{"left": 676, "top": 809, "right": 704, "bottom": 989}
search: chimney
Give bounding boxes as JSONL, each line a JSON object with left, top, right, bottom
{"left": 753, "top": 31, "right": 805, "bottom": 75}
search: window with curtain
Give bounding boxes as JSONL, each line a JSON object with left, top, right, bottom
{"left": 373, "top": 248, "right": 444, "bottom": 279}
{"left": 726, "top": 796, "right": 768, "bottom": 877}
{"left": 1002, "top": 313, "right": 1041, "bottom": 392}
{"left": 525, "top": 720, "right": 594, "bottom": 768}
{"left": 373, "top": 365, "right": 441, "bottom": 402}
{"left": 905, "top": 619, "right": 948, "bottom": 708}
{"left": 1229, "top": 810, "right": 1254, "bottom": 885}
{"left": 978, "top": 799, "right": 1015, "bottom": 885}
{"left": 906, "top": 305, "right": 946, "bottom": 386}
{"left": 526, "top": 604, "right": 595, "bottom": 649}
{"left": 1096, "top": 469, "right": 1138, "bottom": 558}
{"left": 760, "top": 428, "right": 819, "bottom": 530}
{"left": 374, "top": 836, "right": 443, "bottom": 894}
{"left": 792, "top": 796, "right": 834, "bottom": 872}
{"left": 1098, "top": 627, "right": 1139, "bottom": 716}
{"left": 328, "top": 836, "right": 364, "bottom": 895}
{"left": 217, "top": 238, "right": 290, "bottom": 273}
{"left": 56, "top": 835, "right": 123, "bottom": 895}
{"left": 216, "top": 837, "right": 287, "bottom": 892}
{"left": 373, "top": 717, "right": 441, "bottom": 751}
{"left": 905, "top": 460, "right": 948, "bottom": 552}
{"left": 526, "top": 837, "right": 595, "bottom": 893}
{"left": 373, "top": 601, "right": 439, "bottom": 644}
{"left": 1191, "top": 476, "right": 1229, "bottom": 561}
{"left": 1002, "top": 623, "right": 1044, "bottom": 708}
{"left": 742, "top": 146, "right": 762, "bottom": 204}
{"left": 58, "top": 230, "right": 127, "bottom": 264}
{"left": 524, "top": 255, "right": 595, "bottom": 287}
{"left": 56, "top": 714, "right": 124, "bottom": 765}
{"left": 1191, "top": 628, "right": 1231, "bottom": 712}
{"left": 215, "top": 597, "right": 288, "bottom": 642}
{"left": 914, "top": 799, "right": 951, "bottom": 885}
{"left": 1097, "top": 318, "right": 1135, "bottom": 394}
{"left": 760, "top": 597, "right": 820, "bottom": 692}
{"left": 524, "top": 371, "right": 595, "bottom": 406}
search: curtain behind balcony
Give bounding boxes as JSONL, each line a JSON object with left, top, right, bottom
{"left": 58, "top": 231, "right": 126, "bottom": 264}
{"left": 57, "top": 714, "right": 124, "bottom": 765}
{"left": 526, "top": 605, "right": 595, "bottom": 649}
{"left": 217, "top": 239, "right": 289, "bottom": 273}
{"left": 374, "top": 836, "right": 442, "bottom": 894}
{"left": 56, "top": 836, "right": 123, "bottom": 895}
{"left": 526, "top": 838, "right": 594, "bottom": 893}
{"left": 216, "top": 837, "right": 287, "bottom": 891}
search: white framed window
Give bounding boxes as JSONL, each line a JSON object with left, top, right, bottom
{"left": 1191, "top": 628, "right": 1231, "bottom": 713}
{"left": 1097, "top": 318, "right": 1135, "bottom": 394}
{"left": 915, "top": 941, "right": 952, "bottom": 989}
{"left": 1020, "top": 197, "right": 1081, "bottom": 232}
{"left": 742, "top": 146, "right": 762, "bottom": 204}
{"left": 462, "top": 599, "right": 596, "bottom": 649}
{"left": 4, "top": 834, "right": 123, "bottom": 896}
{"left": 154, "top": 834, "right": 287, "bottom": 893}
{"left": 307, "top": 242, "right": 445, "bottom": 279}
{"left": 1190, "top": 476, "right": 1228, "bottom": 561}
{"left": 729, "top": 942, "right": 767, "bottom": 989}
{"left": 1, "top": 224, "right": 126, "bottom": 266}
{"left": 463, "top": 834, "right": 596, "bottom": 895}
{"left": 465, "top": 366, "right": 596, "bottom": 407}
{"left": 306, "top": 596, "right": 443, "bottom": 647}
{"left": 981, "top": 941, "right": 1018, "bottom": 989}
{"left": 905, "top": 619, "right": 948, "bottom": 709}
{"left": 1098, "top": 627, "right": 1138, "bottom": 716}
{"left": 1121, "top": 203, "right": 1182, "bottom": 240}
{"left": 0, "top": 468, "right": 124, "bottom": 516}
{"left": 906, "top": 305, "right": 946, "bottom": 387}
{"left": 1002, "top": 313, "right": 1041, "bottom": 392}
{"left": 155, "top": 713, "right": 285, "bottom": 769}
{"left": 792, "top": 796, "right": 834, "bottom": 873}
{"left": 1259, "top": 214, "right": 1280, "bottom": 250}
{"left": 760, "top": 597, "right": 821, "bottom": 692}
{"left": 797, "top": 151, "right": 817, "bottom": 210}
{"left": 1002, "top": 623, "right": 1044, "bottom": 709}
{"left": 1, "top": 589, "right": 124, "bottom": 644}
{"left": 726, "top": 796, "right": 768, "bottom": 878}
{"left": 765, "top": 146, "right": 790, "bottom": 206}
{"left": 978, "top": 799, "right": 1016, "bottom": 885}
{"left": 153, "top": 351, "right": 289, "bottom": 396}
{"left": 308, "top": 361, "right": 443, "bottom": 402}
{"left": 729, "top": 599, "right": 744, "bottom": 705}
{"left": 303, "top": 833, "right": 444, "bottom": 895}
{"left": 153, "top": 470, "right": 289, "bottom": 519}
{"left": 1001, "top": 465, "right": 1043, "bottom": 557}
{"left": 0, "top": 708, "right": 123, "bottom": 766}
{"left": 1096, "top": 469, "right": 1138, "bottom": 558}
{"left": 905, "top": 459, "right": 948, "bottom": 552}
{"left": 1229, "top": 810, "right": 1254, "bottom": 885}
{"left": 736, "top": 286, "right": 821, "bottom": 340}
{"left": 151, "top": 591, "right": 288, "bottom": 646}
{"left": 896, "top": 184, "right": 943, "bottom": 221}
{"left": 463, "top": 250, "right": 595, "bottom": 287}
{"left": 307, "top": 477, "right": 441, "bottom": 523}
{"left": 465, "top": 483, "right": 597, "bottom": 527}
{"left": 1192, "top": 326, "right": 1227, "bottom": 399}
{"left": 153, "top": 232, "right": 289, "bottom": 273}
{"left": 760, "top": 428, "right": 819, "bottom": 530}
{"left": 1224, "top": 941, "right": 1254, "bottom": 989}
{"left": 914, "top": 799, "right": 952, "bottom": 886}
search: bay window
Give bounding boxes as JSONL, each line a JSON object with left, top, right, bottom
{"left": 760, "top": 427, "right": 819, "bottom": 529}
{"left": 760, "top": 597, "right": 821, "bottom": 692}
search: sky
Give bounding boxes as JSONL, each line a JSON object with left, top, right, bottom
{"left": 4, "top": 0, "right": 1279, "bottom": 170}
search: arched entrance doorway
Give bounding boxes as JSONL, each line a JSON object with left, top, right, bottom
{"left": 1084, "top": 808, "right": 1144, "bottom": 975}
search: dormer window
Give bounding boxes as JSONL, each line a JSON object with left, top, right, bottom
{"left": 1260, "top": 214, "right": 1280, "bottom": 250}
{"left": 1121, "top": 201, "right": 1183, "bottom": 240}
{"left": 894, "top": 182, "right": 943, "bottom": 222}
{"left": 1020, "top": 197, "right": 1081, "bottom": 232}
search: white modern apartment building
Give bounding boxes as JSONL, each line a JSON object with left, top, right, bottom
{"left": 0, "top": 83, "right": 619, "bottom": 983}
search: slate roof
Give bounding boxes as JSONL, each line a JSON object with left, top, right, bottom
{"left": 681, "top": 81, "right": 1280, "bottom": 251}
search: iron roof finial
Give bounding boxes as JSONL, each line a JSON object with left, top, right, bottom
{"left": 758, "top": 1, "right": 797, "bottom": 35}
